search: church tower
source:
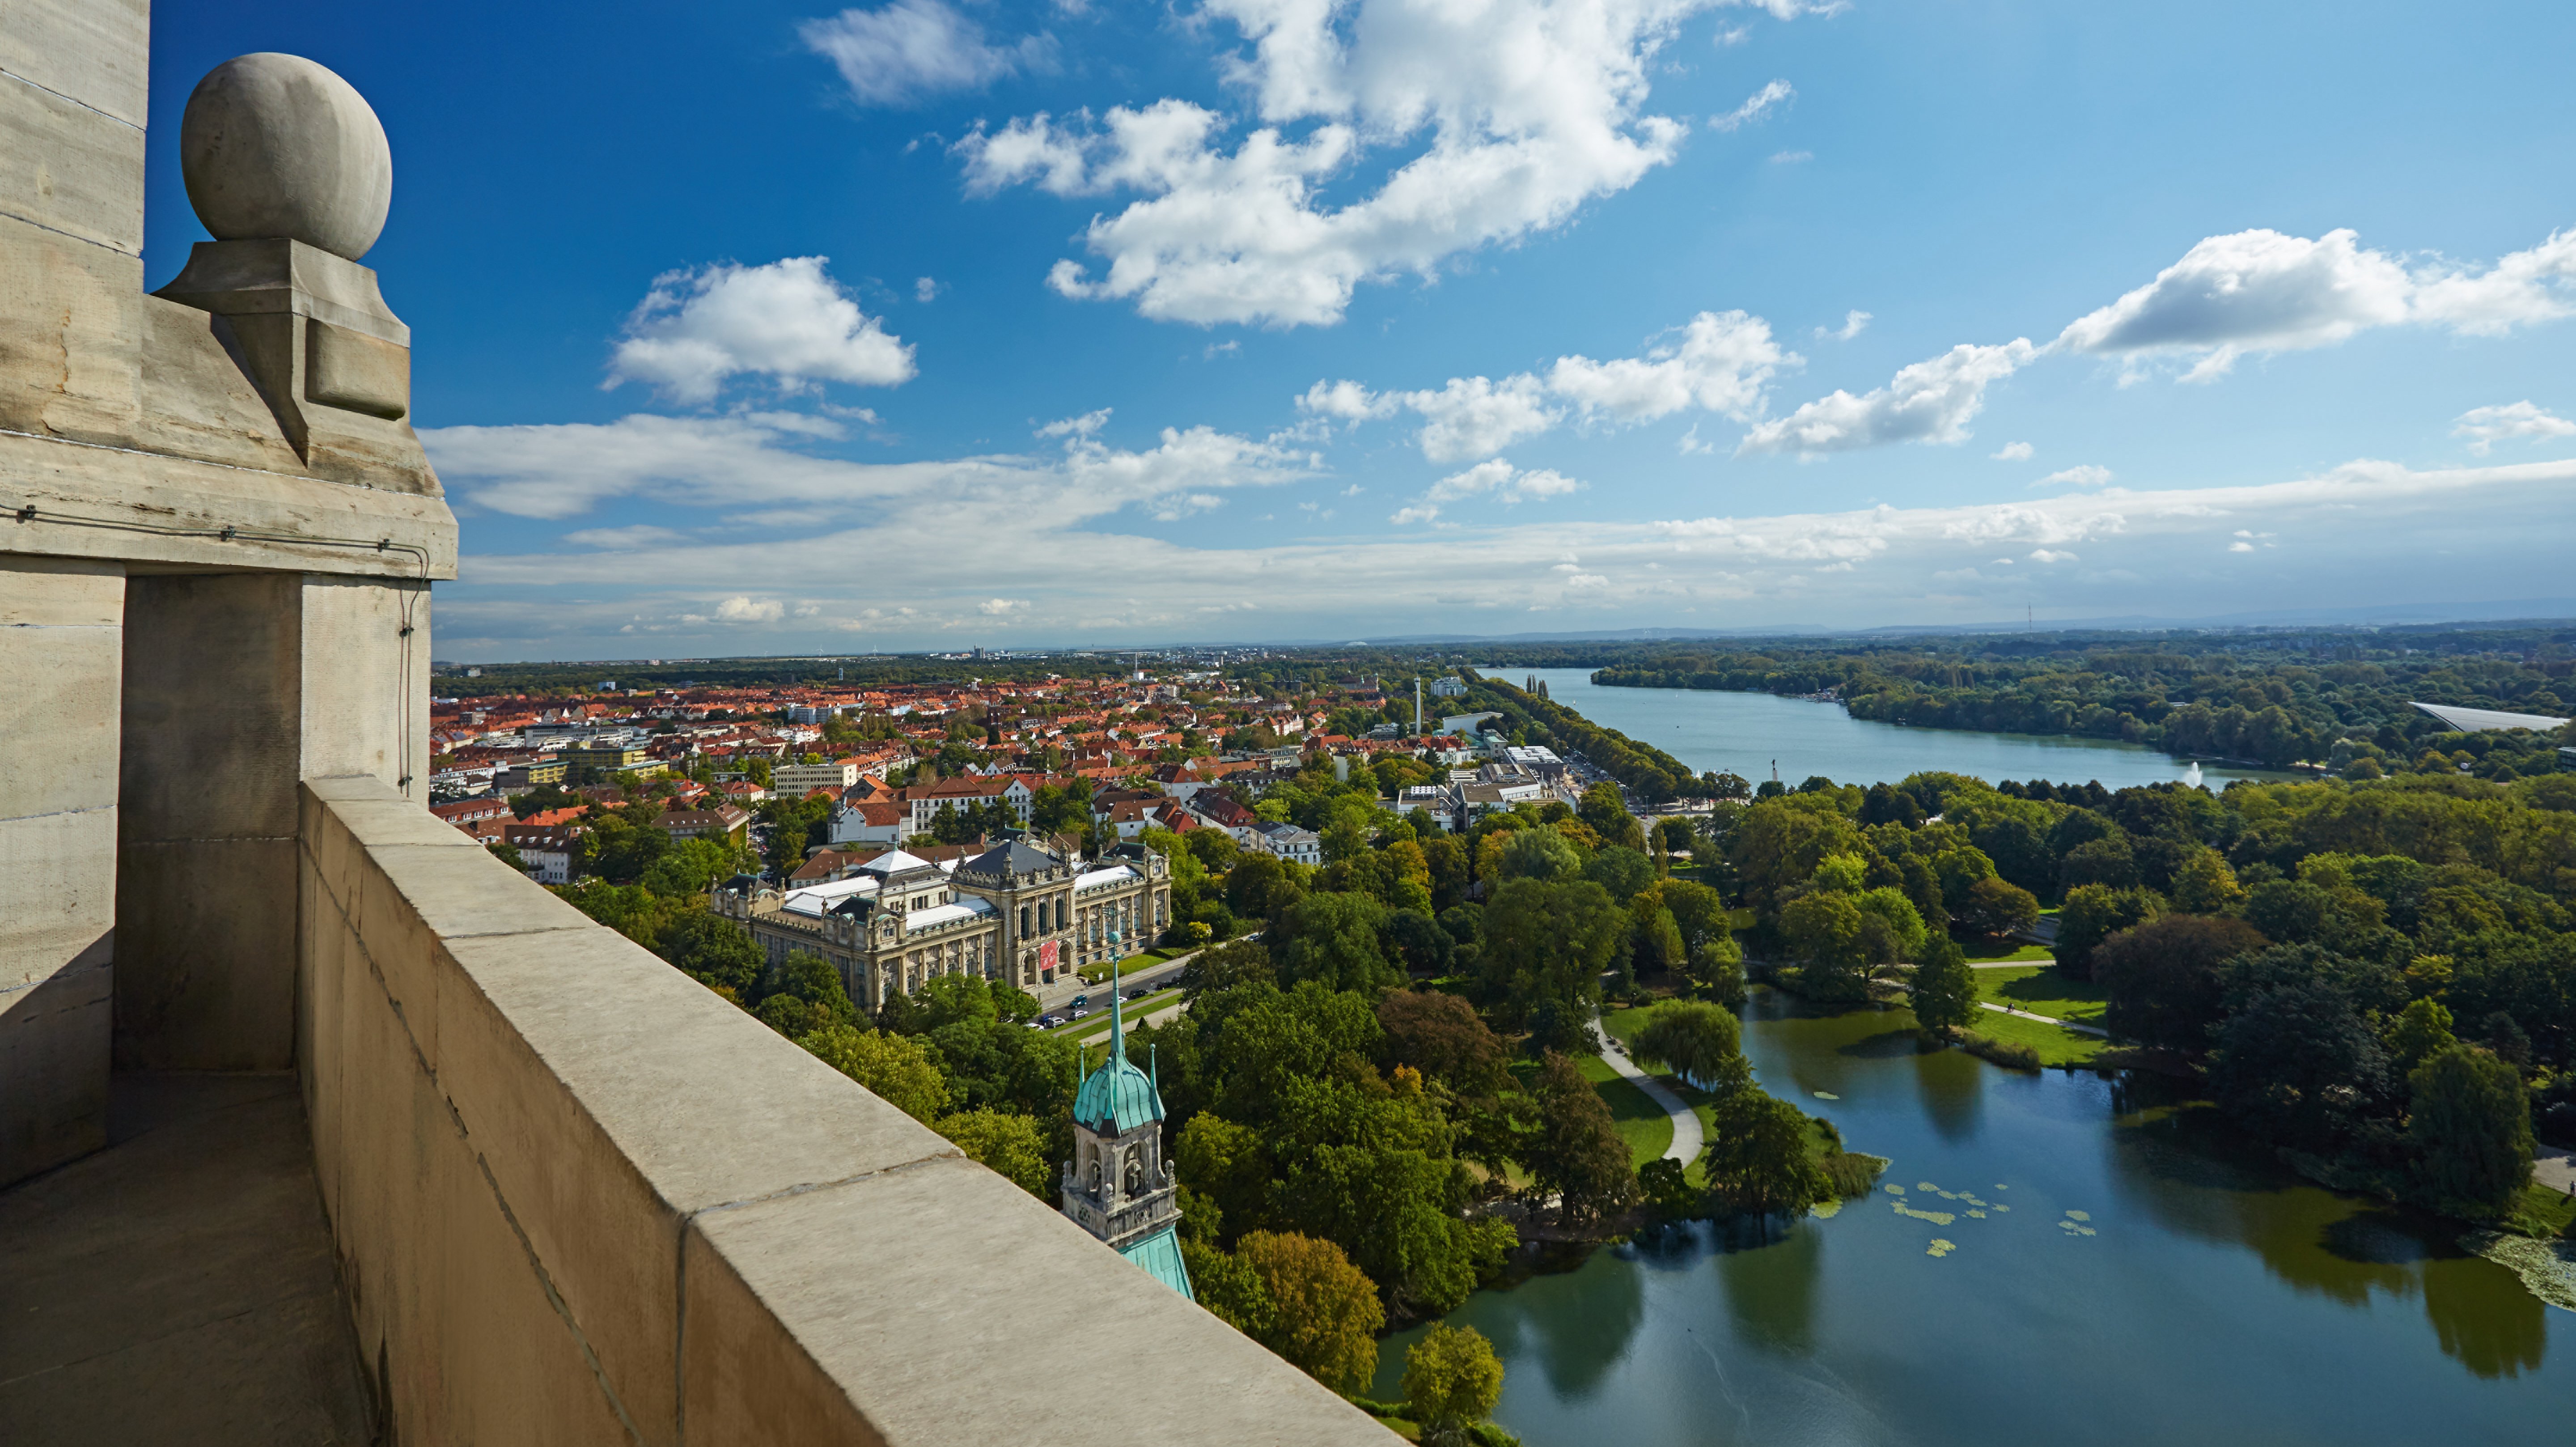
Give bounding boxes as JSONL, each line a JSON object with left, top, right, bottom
{"left": 1061, "top": 963, "right": 1193, "bottom": 1298}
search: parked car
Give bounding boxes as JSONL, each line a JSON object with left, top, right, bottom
{"left": 1127, "top": 988, "right": 1153, "bottom": 1001}
{"left": 1070, "top": 1009, "right": 1091, "bottom": 1021}
{"left": 1038, "top": 1014, "right": 1064, "bottom": 1028}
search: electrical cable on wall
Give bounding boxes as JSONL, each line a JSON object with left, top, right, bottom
{"left": 8, "top": 501, "right": 436, "bottom": 799}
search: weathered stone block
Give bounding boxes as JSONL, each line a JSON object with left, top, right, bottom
{"left": 0, "top": 560, "right": 122, "bottom": 820}
{"left": 137, "top": 296, "right": 308, "bottom": 473}
{"left": 0, "top": 66, "right": 144, "bottom": 253}
{"left": 120, "top": 571, "right": 302, "bottom": 842}
{"left": 0, "top": 218, "right": 142, "bottom": 442}
{"left": 305, "top": 318, "right": 409, "bottom": 419}
{"left": 685, "top": 1156, "right": 1400, "bottom": 1446}
{"left": 0, "top": 0, "right": 151, "bottom": 127}
{"left": 301, "top": 578, "right": 431, "bottom": 793}
{"left": 0, "top": 803, "right": 115, "bottom": 990}
{"left": 111, "top": 836, "right": 297, "bottom": 1070}
{"left": 0, "top": 940, "right": 110, "bottom": 1185}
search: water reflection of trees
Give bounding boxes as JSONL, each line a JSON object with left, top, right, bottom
{"left": 2098, "top": 1080, "right": 2547, "bottom": 1379}
{"left": 1907, "top": 1040, "right": 1985, "bottom": 1142}
{"left": 1712, "top": 1216, "right": 1824, "bottom": 1357}
{"left": 1466, "top": 1247, "right": 1649, "bottom": 1400}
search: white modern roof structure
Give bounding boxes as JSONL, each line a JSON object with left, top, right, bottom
{"left": 2409, "top": 701, "right": 2571, "bottom": 734}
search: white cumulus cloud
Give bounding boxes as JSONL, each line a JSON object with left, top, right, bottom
{"left": 2059, "top": 226, "right": 2576, "bottom": 381}
{"left": 714, "top": 596, "right": 785, "bottom": 624}
{"left": 1392, "top": 457, "right": 1581, "bottom": 522}
{"left": 2453, "top": 400, "right": 2576, "bottom": 455}
{"left": 2031, "top": 464, "right": 2112, "bottom": 489}
{"left": 1307, "top": 309, "right": 1790, "bottom": 458}
{"left": 801, "top": 0, "right": 1050, "bottom": 107}
{"left": 1990, "top": 441, "right": 2033, "bottom": 461}
{"left": 955, "top": 0, "right": 1738, "bottom": 327}
{"left": 607, "top": 257, "right": 915, "bottom": 404}
{"left": 1738, "top": 339, "right": 2034, "bottom": 454}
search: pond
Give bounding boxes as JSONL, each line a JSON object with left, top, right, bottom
{"left": 1484, "top": 667, "right": 2293, "bottom": 792}
{"left": 1369, "top": 990, "right": 2574, "bottom": 1446}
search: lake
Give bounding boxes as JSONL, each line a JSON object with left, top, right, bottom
{"left": 1369, "top": 990, "right": 2575, "bottom": 1446}
{"left": 1484, "top": 667, "right": 2292, "bottom": 792}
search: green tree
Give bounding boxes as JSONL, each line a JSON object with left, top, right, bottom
{"left": 1479, "top": 878, "right": 1625, "bottom": 1030}
{"left": 1182, "top": 1238, "right": 1277, "bottom": 1340}
{"left": 1702, "top": 1089, "right": 1827, "bottom": 1218}
{"left": 1402, "top": 1324, "right": 1506, "bottom": 1440}
{"left": 2092, "top": 915, "right": 2268, "bottom": 1051}
{"left": 797, "top": 1023, "right": 949, "bottom": 1122}
{"left": 1959, "top": 875, "right": 2041, "bottom": 937}
{"left": 1578, "top": 781, "right": 1647, "bottom": 851}
{"left": 1908, "top": 934, "right": 1979, "bottom": 1038}
{"left": 1274, "top": 891, "right": 1400, "bottom": 992}
{"left": 2386, "top": 996, "right": 2457, "bottom": 1073}
{"left": 1583, "top": 845, "right": 1657, "bottom": 901}
{"left": 933, "top": 1108, "right": 1051, "bottom": 1197}
{"left": 1496, "top": 827, "right": 1584, "bottom": 883}
{"left": 1779, "top": 890, "right": 1869, "bottom": 999}
{"left": 1638, "top": 1156, "right": 1699, "bottom": 1221}
{"left": 2407, "top": 1044, "right": 2534, "bottom": 1222}
{"left": 658, "top": 908, "right": 763, "bottom": 995}
{"left": 1524, "top": 1051, "right": 1638, "bottom": 1226}
{"left": 1630, "top": 1000, "right": 1749, "bottom": 1095}
{"left": 1236, "top": 1231, "right": 1385, "bottom": 1393}
{"left": 2053, "top": 884, "right": 2165, "bottom": 980}
{"left": 2172, "top": 846, "right": 2248, "bottom": 914}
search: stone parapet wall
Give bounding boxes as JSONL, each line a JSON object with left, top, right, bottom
{"left": 298, "top": 774, "right": 1393, "bottom": 1445}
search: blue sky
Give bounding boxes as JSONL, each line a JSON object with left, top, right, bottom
{"left": 147, "top": 0, "right": 2576, "bottom": 659}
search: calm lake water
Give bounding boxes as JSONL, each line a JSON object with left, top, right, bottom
{"left": 1486, "top": 667, "right": 2292, "bottom": 791}
{"left": 1369, "top": 991, "right": 2574, "bottom": 1446}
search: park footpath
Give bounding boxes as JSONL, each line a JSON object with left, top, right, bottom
{"left": 1591, "top": 1021, "right": 1703, "bottom": 1165}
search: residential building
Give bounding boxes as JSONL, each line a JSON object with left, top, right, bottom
{"left": 1430, "top": 675, "right": 1467, "bottom": 697}
{"left": 495, "top": 757, "right": 568, "bottom": 789}
{"left": 1253, "top": 820, "right": 1324, "bottom": 866}
{"left": 657, "top": 805, "right": 750, "bottom": 847}
{"left": 773, "top": 758, "right": 861, "bottom": 795}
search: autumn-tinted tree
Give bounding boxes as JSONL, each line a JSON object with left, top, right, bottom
{"left": 1524, "top": 1051, "right": 1638, "bottom": 1226}
{"left": 1377, "top": 990, "right": 1509, "bottom": 1097}
{"left": 1235, "top": 1231, "right": 1385, "bottom": 1392}
{"left": 1403, "top": 1324, "right": 1506, "bottom": 1440}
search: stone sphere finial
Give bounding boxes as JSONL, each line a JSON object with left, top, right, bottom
{"left": 180, "top": 54, "right": 392, "bottom": 262}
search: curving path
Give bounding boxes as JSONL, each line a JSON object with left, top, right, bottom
{"left": 1593, "top": 1022, "right": 1704, "bottom": 1165}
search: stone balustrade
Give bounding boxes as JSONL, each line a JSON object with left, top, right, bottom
{"left": 298, "top": 773, "right": 1390, "bottom": 1444}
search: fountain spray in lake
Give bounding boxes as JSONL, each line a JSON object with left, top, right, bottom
{"left": 2184, "top": 761, "right": 2204, "bottom": 787}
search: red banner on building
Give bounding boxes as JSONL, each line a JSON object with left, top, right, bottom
{"left": 1039, "top": 940, "right": 1059, "bottom": 973}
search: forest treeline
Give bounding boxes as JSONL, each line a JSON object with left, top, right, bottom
{"left": 1586, "top": 626, "right": 2576, "bottom": 772}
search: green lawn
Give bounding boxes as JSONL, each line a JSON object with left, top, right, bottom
{"left": 1079, "top": 946, "right": 1180, "bottom": 984}
{"left": 1512, "top": 1051, "right": 1676, "bottom": 1169}
{"left": 1574, "top": 1055, "right": 1674, "bottom": 1168}
{"left": 1962, "top": 938, "right": 2054, "bottom": 963}
{"left": 2512, "top": 1181, "right": 2576, "bottom": 1240}
{"left": 1598, "top": 1003, "right": 1654, "bottom": 1052}
{"left": 1966, "top": 1007, "right": 2109, "bottom": 1067}
{"left": 1977, "top": 964, "right": 2109, "bottom": 1026}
